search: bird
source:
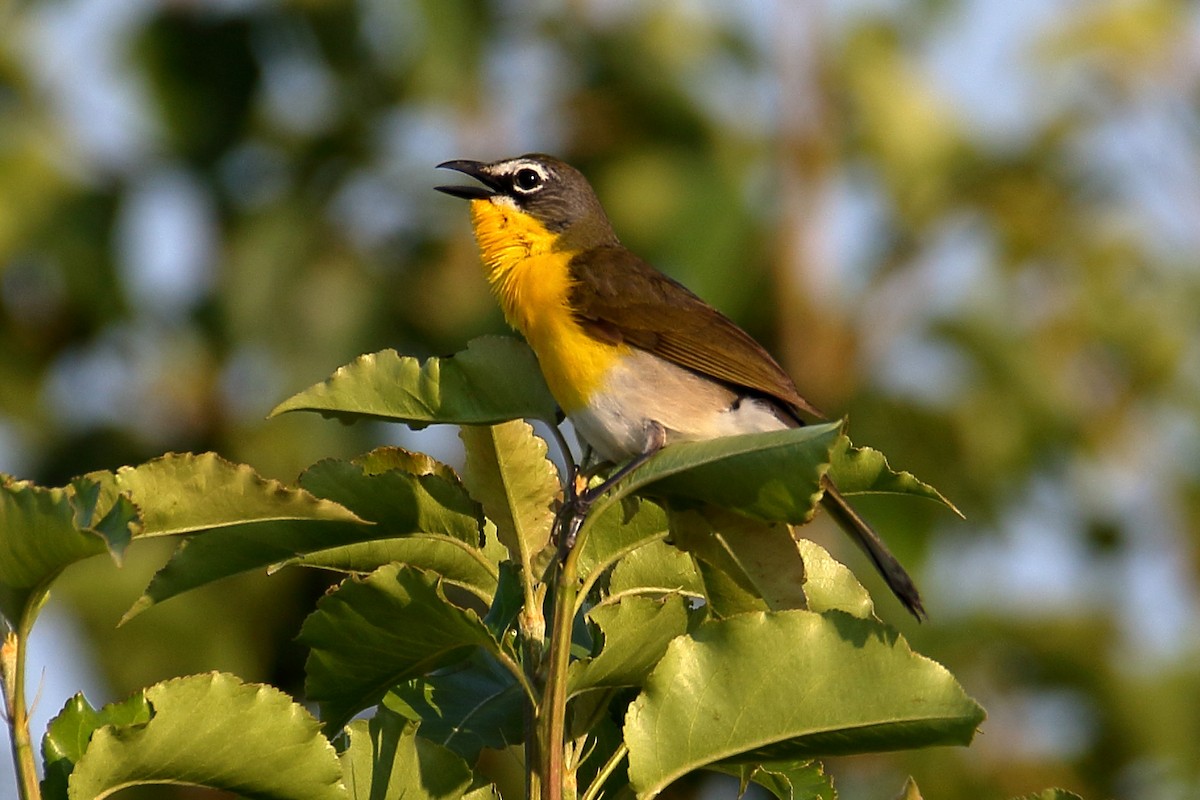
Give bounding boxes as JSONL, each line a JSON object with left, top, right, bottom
{"left": 435, "top": 153, "right": 925, "bottom": 621}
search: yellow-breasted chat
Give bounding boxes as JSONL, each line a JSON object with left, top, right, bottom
{"left": 435, "top": 153, "right": 925, "bottom": 621}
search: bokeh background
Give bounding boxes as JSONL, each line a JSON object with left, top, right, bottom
{"left": 2, "top": 0, "right": 1199, "bottom": 798}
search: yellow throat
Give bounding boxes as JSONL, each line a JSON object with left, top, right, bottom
{"left": 468, "top": 198, "right": 626, "bottom": 413}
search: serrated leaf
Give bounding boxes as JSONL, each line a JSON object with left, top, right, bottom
{"left": 460, "top": 420, "right": 559, "bottom": 583}
{"left": 300, "top": 449, "right": 483, "bottom": 547}
{"left": 125, "top": 450, "right": 498, "bottom": 621}
{"left": 712, "top": 761, "right": 834, "bottom": 800}
{"left": 669, "top": 508, "right": 808, "bottom": 612}
{"left": 600, "top": 423, "right": 844, "bottom": 526}
{"left": 270, "top": 337, "right": 559, "bottom": 426}
{"left": 294, "top": 535, "right": 500, "bottom": 602}
{"left": 795, "top": 539, "right": 874, "bottom": 619}
{"left": 301, "top": 564, "right": 504, "bottom": 733}
{"left": 568, "top": 595, "right": 689, "bottom": 697}
{"left": 625, "top": 610, "right": 986, "bottom": 798}
{"left": 67, "top": 672, "right": 345, "bottom": 800}
{"left": 1011, "top": 791, "right": 1085, "bottom": 800}
{"left": 41, "top": 693, "right": 152, "bottom": 800}
{"left": 89, "top": 452, "right": 364, "bottom": 536}
{"left": 828, "top": 437, "right": 961, "bottom": 517}
{"left": 340, "top": 707, "right": 474, "bottom": 800}
{"left": 0, "top": 476, "right": 133, "bottom": 628}
{"left": 385, "top": 650, "right": 526, "bottom": 763}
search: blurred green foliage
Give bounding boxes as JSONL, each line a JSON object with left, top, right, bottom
{"left": 1, "top": 1, "right": 1198, "bottom": 798}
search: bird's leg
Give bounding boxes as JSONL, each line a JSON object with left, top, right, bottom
{"left": 559, "top": 422, "right": 667, "bottom": 550}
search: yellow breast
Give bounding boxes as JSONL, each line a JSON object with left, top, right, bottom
{"left": 468, "top": 199, "right": 626, "bottom": 412}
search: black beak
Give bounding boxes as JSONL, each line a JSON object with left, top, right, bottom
{"left": 435, "top": 160, "right": 501, "bottom": 200}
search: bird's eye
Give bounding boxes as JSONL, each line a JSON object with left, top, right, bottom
{"left": 513, "top": 168, "right": 543, "bottom": 192}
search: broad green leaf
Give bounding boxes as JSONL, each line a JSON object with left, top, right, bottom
{"left": 577, "top": 497, "right": 670, "bottom": 585}
{"left": 340, "top": 708, "right": 474, "bottom": 800}
{"left": 568, "top": 595, "right": 689, "bottom": 698}
{"left": 88, "top": 452, "right": 364, "bottom": 536}
{"left": 828, "top": 437, "right": 961, "bottom": 516}
{"left": 301, "top": 564, "right": 504, "bottom": 733}
{"left": 460, "top": 420, "right": 559, "bottom": 583}
{"left": 385, "top": 650, "right": 526, "bottom": 763}
{"left": 294, "top": 535, "right": 499, "bottom": 602}
{"left": 608, "top": 539, "right": 703, "bottom": 599}
{"left": 602, "top": 423, "right": 844, "bottom": 526}
{"left": 125, "top": 449, "right": 497, "bottom": 620}
{"left": 269, "top": 337, "right": 559, "bottom": 426}
{"left": 299, "top": 449, "right": 483, "bottom": 547}
{"left": 795, "top": 539, "right": 874, "bottom": 619}
{"left": 712, "top": 761, "right": 834, "bottom": 800}
{"left": 41, "top": 693, "right": 152, "bottom": 800}
{"left": 669, "top": 508, "right": 808, "bottom": 612}
{"left": 0, "top": 475, "right": 135, "bottom": 628}
{"left": 625, "top": 610, "right": 986, "bottom": 798}
{"left": 67, "top": 672, "right": 345, "bottom": 800}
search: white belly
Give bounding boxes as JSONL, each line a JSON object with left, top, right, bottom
{"left": 567, "top": 349, "right": 792, "bottom": 463}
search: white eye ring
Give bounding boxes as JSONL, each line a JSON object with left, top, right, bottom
{"left": 508, "top": 162, "right": 549, "bottom": 194}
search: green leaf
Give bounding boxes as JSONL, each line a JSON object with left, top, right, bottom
{"left": 66, "top": 672, "right": 345, "bottom": 800}
{"left": 385, "top": 650, "right": 526, "bottom": 763}
{"left": 340, "top": 707, "right": 475, "bottom": 800}
{"left": 711, "top": 761, "right": 834, "bottom": 800}
{"left": 124, "top": 449, "right": 498, "bottom": 620}
{"left": 0, "top": 475, "right": 134, "bottom": 628}
{"left": 41, "top": 693, "right": 152, "bottom": 800}
{"left": 608, "top": 539, "right": 704, "bottom": 599}
{"left": 299, "top": 449, "right": 483, "bottom": 547}
{"left": 795, "top": 540, "right": 874, "bottom": 619}
{"left": 89, "top": 452, "right": 364, "bottom": 536}
{"left": 269, "top": 336, "right": 559, "bottom": 426}
{"left": 828, "top": 437, "right": 961, "bottom": 517}
{"left": 460, "top": 420, "right": 559, "bottom": 584}
{"left": 301, "top": 564, "right": 504, "bottom": 733}
{"left": 577, "top": 497, "right": 670, "bottom": 586}
{"left": 568, "top": 595, "right": 689, "bottom": 698}
{"left": 625, "top": 610, "right": 986, "bottom": 798}
{"left": 669, "top": 508, "right": 808, "bottom": 612}
{"left": 1011, "top": 791, "right": 1085, "bottom": 800}
{"left": 605, "top": 422, "right": 844, "bottom": 526}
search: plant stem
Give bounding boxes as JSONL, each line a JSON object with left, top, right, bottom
{"left": 580, "top": 742, "right": 628, "bottom": 800}
{"left": 3, "top": 620, "right": 42, "bottom": 800}
{"left": 540, "top": 528, "right": 584, "bottom": 800}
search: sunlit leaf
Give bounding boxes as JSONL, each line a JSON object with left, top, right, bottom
{"left": 0, "top": 475, "right": 135, "bottom": 628}
{"left": 460, "top": 420, "right": 559, "bottom": 585}
{"left": 270, "top": 337, "right": 559, "bottom": 426}
{"left": 41, "top": 693, "right": 152, "bottom": 800}
{"left": 625, "top": 610, "right": 985, "bottom": 798}
{"left": 67, "top": 672, "right": 345, "bottom": 800}
{"left": 828, "top": 437, "right": 961, "bottom": 516}
{"left": 89, "top": 452, "right": 364, "bottom": 536}
{"left": 712, "top": 760, "right": 834, "bottom": 800}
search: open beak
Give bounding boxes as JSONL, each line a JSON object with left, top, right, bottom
{"left": 435, "top": 160, "right": 501, "bottom": 200}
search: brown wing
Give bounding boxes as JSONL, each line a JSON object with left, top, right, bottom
{"left": 568, "top": 244, "right": 824, "bottom": 420}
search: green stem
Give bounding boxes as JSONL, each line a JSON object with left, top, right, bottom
{"left": 580, "top": 742, "right": 628, "bottom": 800}
{"left": 3, "top": 618, "right": 42, "bottom": 800}
{"left": 540, "top": 530, "right": 583, "bottom": 800}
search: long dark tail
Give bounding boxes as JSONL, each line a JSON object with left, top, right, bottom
{"left": 819, "top": 477, "right": 926, "bottom": 621}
